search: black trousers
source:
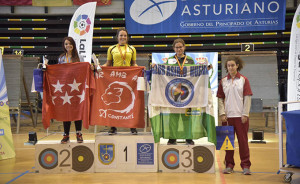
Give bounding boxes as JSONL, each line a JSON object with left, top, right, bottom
{"left": 63, "top": 120, "right": 82, "bottom": 135}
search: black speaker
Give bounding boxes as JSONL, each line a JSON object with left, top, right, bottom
{"left": 28, "top": 132, "right": 37, "bottom": 143}
{"left": 251, "top": 130, "right": 266, "bottom": 143}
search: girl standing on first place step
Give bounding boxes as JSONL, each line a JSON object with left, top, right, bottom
{"left": 103, "top": 28, "right": 138, "bottom": 135}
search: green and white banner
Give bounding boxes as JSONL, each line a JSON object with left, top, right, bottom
{"left": 0, "top": 53, "right": 15, "bottom": 160}
{"left": 149, "top": 86, "right": 216, "bottom": 144}
{"left": 149, "top": 64, "right": 216, "bottom": 144}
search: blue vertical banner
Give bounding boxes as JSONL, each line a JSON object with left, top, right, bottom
{"left": 125, "top": 0, "right": 286, "bottom": 34}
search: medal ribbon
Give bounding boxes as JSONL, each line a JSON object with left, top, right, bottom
{"left": 66, "top": 53, "right": 71, "bottom": 63}
{"left": 117, "top": 44, "right": 127, "bottom": 65}
{"left": 175, "top": 55, "right": 187, "bottom": 73}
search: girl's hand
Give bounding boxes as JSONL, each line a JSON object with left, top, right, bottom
{"left": 241, "top": 116, "right": 248, "bottom": 123}
{"left": 208, "top": 64, "right": 213, "bottom": 70}
{"left": 221, "top": 114, "right": 227, "bottom": 122}
{"left": 90, "top": 64, "right": 95, "bottom": 70}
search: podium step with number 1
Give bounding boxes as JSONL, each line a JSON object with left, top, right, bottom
{"left": 94, "top": 132, "right": 158, "bottom": 172}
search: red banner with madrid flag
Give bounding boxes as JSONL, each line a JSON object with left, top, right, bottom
{"left": 90, "top": 66, "right": 145, "bottom": 128}
{"left": 42, "top": 62, "right": 95, "bottom": 129}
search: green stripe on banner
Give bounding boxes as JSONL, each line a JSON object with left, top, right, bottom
{"left": 216, "top": 34, "right": 227, "bottom": 36}
{"left": 150, "top": 109, "right": 216, "bottom": 144}
{"left": 113, "top": 18, "right": 125, "bottom": 21}
{"left": 264, "top": 41, "right": 277, "bottom": 44}
{"left": 214, "top": 43, "right": 226, "bottom": 46}
{"left": 155, "top": 35, "right": 166, "bottom": 38}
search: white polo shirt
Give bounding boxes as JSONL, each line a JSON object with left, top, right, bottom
{"left": 217, "top": 72, "right": 252, "bottom": 117}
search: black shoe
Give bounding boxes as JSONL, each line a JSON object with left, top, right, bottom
{"left": 61, "top": 135, "right": 69, "bottom": 144}
{"left": 108, "top": 127, "right": 117, "bottom": 135}
{"left": 76, "top": 133, "right": 83, "bottom": 143}
{"left": 167, "top": 139, "right": 177, "bottom": 145}
{"left": 130, "top": 128, "right": 138, "bottom": 135}
{"left": 186, "top": 139, "right": 195, "bottom": 145}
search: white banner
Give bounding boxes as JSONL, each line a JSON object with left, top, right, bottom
{"left": 288, "top": 4, "right": 300, "bottom": 110}
{"left": 68, "top": 2, "right": 96, "bottom": 63}
{"left": 149, "top": 64, "right": 208, "bottom": 108}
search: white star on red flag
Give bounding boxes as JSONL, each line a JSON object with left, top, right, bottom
{"left": 52, "top": 80, "right": 64, "bottom": 93}
{"left": 85, "top": 80, "right": 89, "bottom": 89}
{"left": 52, "top": 96, "right": 57, "bottom": 105}
{"left": 77, "top": 90, "right": 85, "bottom": 104}
{"left": 60, "top": 92, "right": 73, "bottom": 105}
{"left": 68, "top": 79, "right": 81, "bottom": 92}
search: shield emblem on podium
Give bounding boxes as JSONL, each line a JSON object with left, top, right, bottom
{"left": 98, "top": 144, "right": 115, "bottom": 165}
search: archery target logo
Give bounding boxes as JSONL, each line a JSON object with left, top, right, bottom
{"left": 192, "top": 146, "right": 214, "bottom": 173}
{"left": 72, "top": 145, "right": 94, "bottom": 172}
{"left": 130, "top": 0, "right": 177, "bottom": 25}
{"left": 38, "top": 148, "right": 58, "bottom": 169}
{"left": 165, "top": 78, "right": 194, "bottom": 107}
{"left": 74, "top": 14, "right": 91, "bottom": 36}
{"left": 37, "top": 145, "right": 94, "bottom": 173}
{"left": 162, "top": 148, "right": 179, "bottom": 169}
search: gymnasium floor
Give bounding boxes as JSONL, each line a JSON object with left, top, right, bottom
{"left": 0, "top": 114, "right": 299, "bottom": 184}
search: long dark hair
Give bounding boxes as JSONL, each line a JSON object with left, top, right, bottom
{"left": 59, "top": 37, "right": 80, "bottom": 63}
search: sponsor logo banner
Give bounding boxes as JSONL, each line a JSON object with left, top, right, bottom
{"left": 125, "top": 0, "right": 286, "bottom": 34}
{"left": 288, "top": 5, "right": 300, "bottom": 110}
{"left": 137, "top": 143, "right": 154, "bottom": 165}
{"left": 68, "top": 2, "right": 96, "bottom": 62}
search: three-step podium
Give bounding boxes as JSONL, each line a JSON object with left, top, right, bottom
{"left": 35, "top": 133, "right": 215, "bottom": 174}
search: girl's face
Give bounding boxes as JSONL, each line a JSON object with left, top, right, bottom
{"left": 173, "top": 42, "right": 185, "bottom": 57}
{"left": 227, "top": 60, "right": 239, "bottom": 76}
{"left": 118, "top": 30, "right": 128, "bottom": 45}
{"left": 64, "top": 40, "right": 73, "bottom": 53}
